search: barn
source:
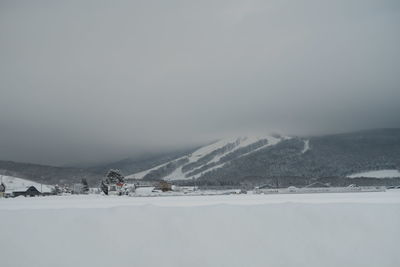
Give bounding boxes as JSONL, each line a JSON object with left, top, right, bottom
{"left": 11, "top": 186, "right": 42, "bottom": 197}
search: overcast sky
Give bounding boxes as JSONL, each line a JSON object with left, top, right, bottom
{"left": 1, "top": 0, "right": 399, "bottom": 166}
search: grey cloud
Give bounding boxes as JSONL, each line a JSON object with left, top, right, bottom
{"left": 1, "top": 0, "right": 399, "bottom": 165}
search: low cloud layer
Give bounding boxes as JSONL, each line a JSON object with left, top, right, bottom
{"left": 1, "top": 0, "right": 399, "bottom": 165}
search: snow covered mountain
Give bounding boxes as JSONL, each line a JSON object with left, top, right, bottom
{"left": 1, "top": 129, "right": 399, "bottom": 187}
{"left": 125, "top": 129, "right": 400, "bottom": 186}
{"left": 126, "top": 135, "right": 291, "bottom": 180}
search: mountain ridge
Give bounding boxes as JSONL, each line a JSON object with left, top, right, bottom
{"left": 1, "top": 128, "right": 399, "bottom": 187}
{"left": 126, "top": 128, "right": 400, "bottom": 186}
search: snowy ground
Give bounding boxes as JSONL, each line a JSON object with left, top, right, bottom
{"left": 1, "top": 191, "right": 400, "bottom": 267}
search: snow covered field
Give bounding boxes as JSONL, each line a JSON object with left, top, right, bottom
{"left": 1, "top": 191, "right": 400, "bottom": 267}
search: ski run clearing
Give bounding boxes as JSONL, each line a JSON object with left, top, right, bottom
{"left": 126, "top": 135, "right": 285, "bottom": 180}
{"left": 301, "top": 139, "right": 310, "bottom": 153}
{"left": 1, "top": 190, "right": 400, "bottom": 267}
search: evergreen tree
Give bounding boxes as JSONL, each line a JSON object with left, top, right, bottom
{"left": 105, "top": 169, "right": 125, "bottom": 184}
{"left": 81, "top": 178, "right": 89, "bottom": 194}
{"left": 100, "top": 180, "right": 108, "bottom": 195}
{"left": 100, "top": 169, "right": 125, "bottom": 195}
{"left": 52, "top": 184, "right": 62, "bottom": 195}
{"left": 0, "top": 183, "right": 5, "bottom": 193}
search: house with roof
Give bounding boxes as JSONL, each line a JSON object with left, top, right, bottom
{"left": 9, "top": 186, "right": 42, "bottom": 197}
{"left": 1, "top": 175, "right": 54, "bottom": 197}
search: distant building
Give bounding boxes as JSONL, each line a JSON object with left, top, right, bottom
{"left": 154, "top": 181, "right": 172, "bottom": 192}
{"left": 304, "top": 182, "right": 330, "bottom": 188}
{"left": 287, "top": 186, "right": 298, "bottom": 192}
{"left": 11, "top": 186, "right": 41, "bottom": 197}
{"left": 256, "top": 184, "right": 274, "bottom": 189}
{"left": 172, "top": 186, "right": 197, "bottom": 193}
{"left": 106, "top": 182, "right": 125, "bottom": 195}
{"left": 72, "top": 183, "right": 84, "bottom": 194}
{"left": 125, "top": 179, "right": 156, "bottom": 187}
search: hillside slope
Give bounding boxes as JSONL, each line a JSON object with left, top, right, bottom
{"left": 126, "top": 135, "right": 286, "bottom": 180}
{"left": 0, "top": 161, "right": 100, "bottom": 186}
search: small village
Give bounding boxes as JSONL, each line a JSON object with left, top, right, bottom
{"left": 0, "top": 169, "right": 389, "bottom": 199}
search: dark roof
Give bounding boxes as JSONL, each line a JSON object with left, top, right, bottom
{"left": 13, "top": 186, "right": 41, "bottom": 194}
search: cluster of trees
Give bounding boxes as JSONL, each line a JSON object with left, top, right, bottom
{"left": 0, "top": 161, "right": 100, "bottom": 186}
{"left": 0, "top": 183, "right": 5, "bottom": 193}
{"left": 81, "top": 178, "right": 89, "bottom": 193}
{"left": 175, "top": 175, "right": 400, "bottom": 189}
{"left": 101, "top": 169, "right": 125, "bottom": 195}
{"left": 103, "top": 169, "right": 125, "bottom": 184}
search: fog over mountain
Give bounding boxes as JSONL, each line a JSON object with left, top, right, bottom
{"left": 1, "top": 0, "right": 400, "bottom": 165}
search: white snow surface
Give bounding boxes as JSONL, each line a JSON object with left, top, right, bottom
{"left": 0, "top": 175, "right": 53, "bottom": 193}
{"left": 1, "top": 191, "right": 399, "bottom": 267}
{"left": 127, "top": 135, "right": 284, "bottom": 180}
{"left": 348, "top": 169, "right": 400, "bottom": 178}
